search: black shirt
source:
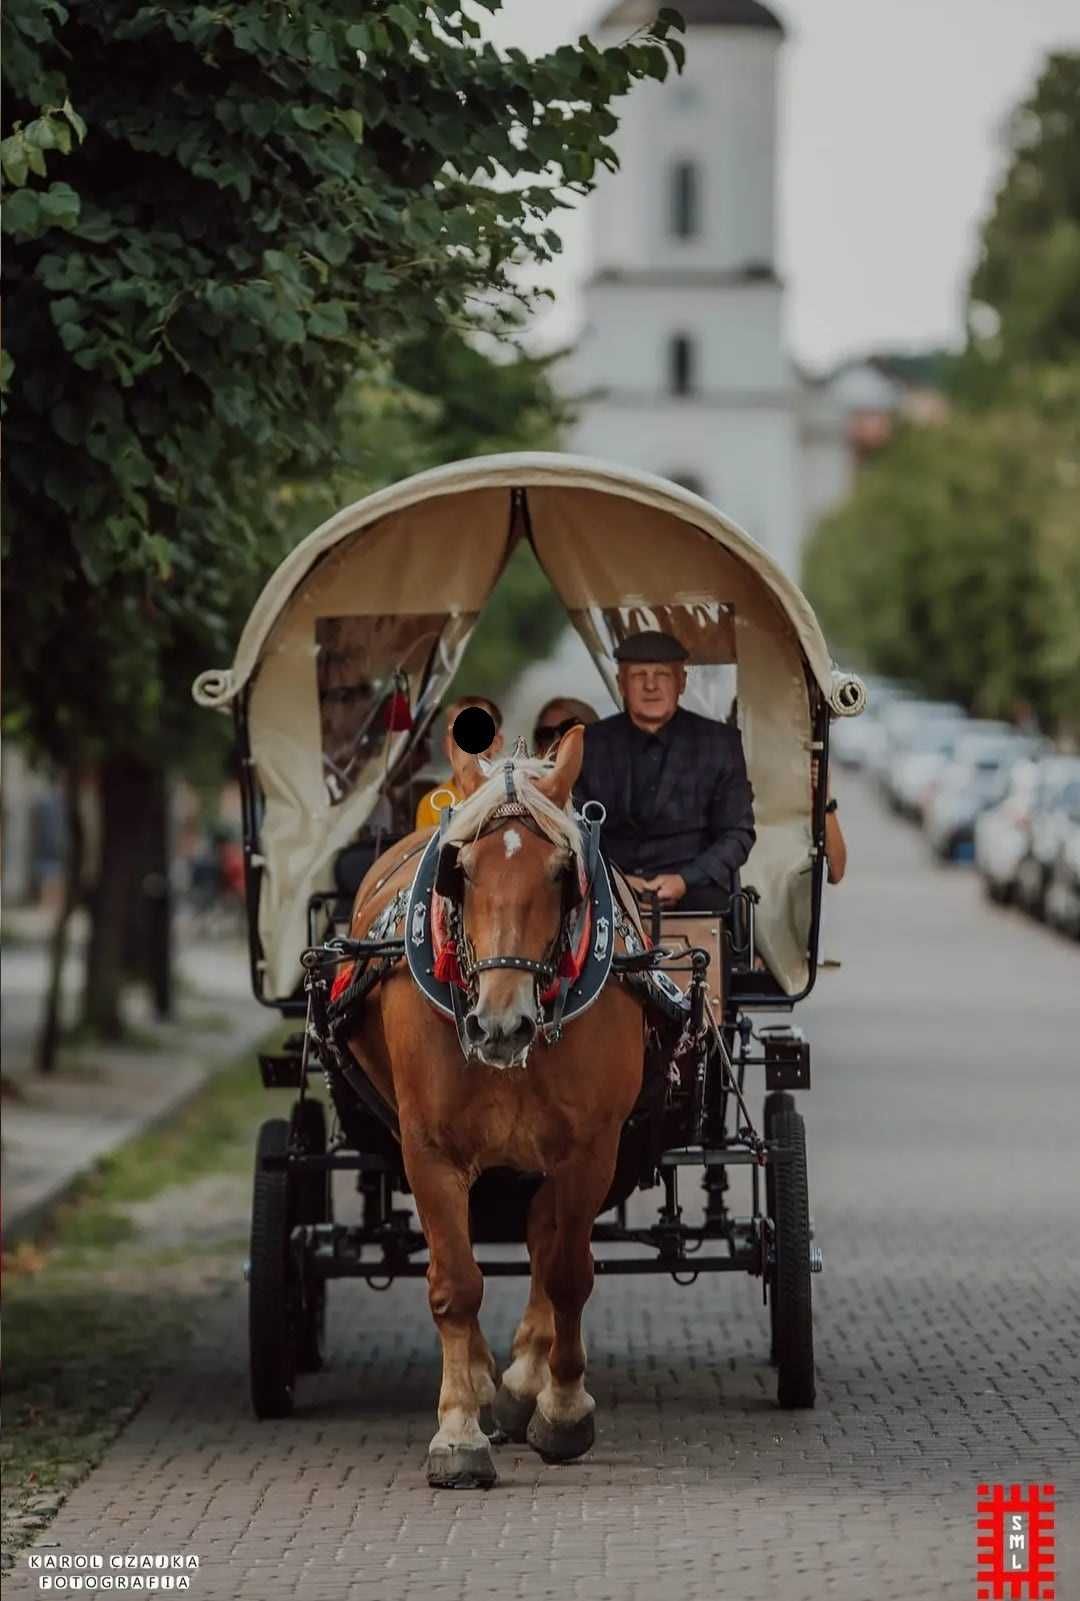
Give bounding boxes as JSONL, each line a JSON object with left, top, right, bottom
{"left": 628, "top": 716, "right": 676, "bottom": 831}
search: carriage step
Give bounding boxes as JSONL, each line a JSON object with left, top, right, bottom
{"left": 810, "top": 1246, "right": 823, "bottom": 1273}
{"left": 258, "top": 1051, "right": 306, "bottom": 1088}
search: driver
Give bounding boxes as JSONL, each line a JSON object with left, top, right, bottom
{"left": 575, "top": 631, "right": 755, "bottom": 910}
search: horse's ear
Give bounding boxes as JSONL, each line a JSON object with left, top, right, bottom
{"left": 449, "top": 740, "right": 486, "bottom": 798}
{"left": 536, "top": 723, "right": 584, "bottom": 809}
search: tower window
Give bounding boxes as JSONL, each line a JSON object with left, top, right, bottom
{"left": 669, "top": 334, "right": 696, "bottom": 396}
{"left": 670, "top": 160, "right": 700, "bottom": 239}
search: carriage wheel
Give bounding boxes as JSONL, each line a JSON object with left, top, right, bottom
{"left": 249, "top": 1118, "right": 300, "bottom": 1418}
{"left": 291, "top": 1098, "right": 331, "bottom": 1373}
{"left": 769, "top": 1107, "right": 816, "bottom": 1408}
{"left": 763, "top": 1091, "right": 795, "bottom": 1363}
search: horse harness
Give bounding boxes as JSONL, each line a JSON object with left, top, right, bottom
{"left": 326, "top": 767, "right": 615, "bottom": 1063}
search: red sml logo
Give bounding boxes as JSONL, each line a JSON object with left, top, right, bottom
{"left": 977, "top": 1483, "right": 1056, "bottom": 1600}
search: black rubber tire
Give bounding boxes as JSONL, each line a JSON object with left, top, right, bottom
{"left": 770, "top": 1108, "right": 816, "bottom": 1408}
{"left": 763, "top": 1091, "right": 795, "bottom": 1364}
{"left": 290, "top": 1099, "right": 330, "bottom": 1373}
{"left": 249, "top": 1119, "right": 298, "bottom": 1419}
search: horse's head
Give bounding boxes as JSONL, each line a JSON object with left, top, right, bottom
{"left": 442, "top": 727, "right": 585, "bottom": 1069}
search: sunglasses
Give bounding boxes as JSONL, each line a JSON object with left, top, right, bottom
{"left": 533, "top": 717, "right": 582, "bottom": 748}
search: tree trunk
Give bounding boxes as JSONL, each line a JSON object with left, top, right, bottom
{"left": 141, "top": 767, "right": 173, "bottom": 1020}
{"left": 83, "top": 755, "right": 162, "bottom": 1038}
{"left": 36, "top": 766, "right": 85, "bottom": 1075}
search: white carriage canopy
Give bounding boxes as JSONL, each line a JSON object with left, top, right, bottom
{"left": 194, "top": 454, "right": 864, "bottom": 1001}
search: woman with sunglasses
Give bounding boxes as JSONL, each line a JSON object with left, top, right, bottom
{"left": 532, "top": 697, "right": 599, "bottom": 757}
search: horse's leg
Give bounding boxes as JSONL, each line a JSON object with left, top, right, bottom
{"left": 470, "top": 1324, "right": 498, "bottom": 1416}
{"left": 492, "top": 1179, "right": 557, "bottom": 1441}
{"left": 526, "top": 1138, "right": 620, "bottom": 1463}
{"left": 405, "top": 1150, "right": 496, "bottom": 1490}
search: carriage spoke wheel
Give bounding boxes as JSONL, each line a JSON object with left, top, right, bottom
{"left": 291, "top": 1098, "right": 331, "bottom": 1374}
{"left": 767, "top": 1105, "right": 816, "bottom": 1408}
{"left": 248, "top": 1119, "right": 301, "bottom": 1418}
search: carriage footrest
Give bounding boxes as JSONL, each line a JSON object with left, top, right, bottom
{"left": 760, "top": 1025, "right": 810, "bottom": 1091}
{"left": 258, "top": 1051, "right": 306, "bottom": 1088}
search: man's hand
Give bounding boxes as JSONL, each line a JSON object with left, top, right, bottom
{"left": 625, "top": 874, "right": 652, "bottom": 896}
{"left": 643, "top": 873, "right": 687, "bottom": 907}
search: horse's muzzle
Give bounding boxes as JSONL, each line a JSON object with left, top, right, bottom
{"left": 463, "top": 1006, "right": 537, "bottom": 1068}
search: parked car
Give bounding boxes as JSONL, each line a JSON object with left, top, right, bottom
{"left": 1045, "top": 813, "right": 1080, "bottom": 939}
{"left": 908, "top": 719, "right": 1014, "bottom": 823}
{"left": 874, "top": 697, "right": 966, "bottom": 786}
{"left": 924, "top": 735, "right": 1044, "bottom": 862}
{"left": 884, "top": 721, "right": 968, "bottom": 818}
{"left": 1015, "top": 767, "right": 1080, "bottom": 919}
{"left": 974, "top": 757, "right": 1080, "bottom": 904}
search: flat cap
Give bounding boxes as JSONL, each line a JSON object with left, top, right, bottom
{"left": 613, "top": 630, "right": 689, "bottom": 664}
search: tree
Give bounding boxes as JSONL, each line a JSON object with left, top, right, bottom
{"left": 803, "top": 367, "right": 1080, "bottom": 733}
{"left": 2, "top": 0, "right": 686, "bottom": 1044}
{"left": 962, "top": 52, "right": 1080, "bottom": 385}
{"left": 805, "top": 52, "right": 1080, "bottom": 737}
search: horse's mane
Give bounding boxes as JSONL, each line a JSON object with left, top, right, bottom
{"left": 441, "top": 757, "right": 584, "bottom": 864}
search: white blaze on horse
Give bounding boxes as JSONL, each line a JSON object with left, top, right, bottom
{"left": 343, "top": 726, "right": 645, "bottom": 1488}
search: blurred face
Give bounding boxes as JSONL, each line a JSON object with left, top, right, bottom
{"left": 443, "top": 703, "right": 503, "bottom": 764}
{"left": 619, "top": 663, "right": 685, "bottom": 731}
{"left": 533, "top": 700, "right": 582, "bottom": 757}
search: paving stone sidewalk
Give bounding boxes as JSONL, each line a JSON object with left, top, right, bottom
{"left": 5, "top": 778, "right": 1079, "bottom": 1599}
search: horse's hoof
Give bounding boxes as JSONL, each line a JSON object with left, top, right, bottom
{"left": 526, "top": 1407, "right": 596, "bottom": 1463}
{"left": 426, "top": 1441, "right": 497, "bottom": 1490}
{"left": 491, "top": 1385, "right": 536, "bottom": 1444}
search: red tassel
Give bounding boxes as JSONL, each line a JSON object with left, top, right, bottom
{"left": 433, "top": 938, "right": 464, "bottom": 989}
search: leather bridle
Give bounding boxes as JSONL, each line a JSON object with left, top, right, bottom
{"left": 442, "top": 802, "right": 571, "bottom": 1002}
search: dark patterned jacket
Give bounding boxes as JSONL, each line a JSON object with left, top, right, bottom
{"left": 575, "top": 708, "right": 755, "bottom": 898}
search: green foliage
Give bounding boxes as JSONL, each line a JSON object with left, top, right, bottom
{"left": 453, "top": 541, "right": 567, "bottom": 698}
{"left": 806, "top": 52, "right": 1080, "bottom": 735}
{"left": 962, "top": 52, "right": 1080, "bottom": 386}
{"left": 803, "top": 367, "right": 1080, "bottom": 732}
{"left": 1, "top": 0, "right": 683, "bottom": 766}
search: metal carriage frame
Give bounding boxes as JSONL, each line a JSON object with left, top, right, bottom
{"left": 190, "top": 453, "right": 867, "bottom": 1421}
{"left": 236, "top": 688, "right": 832, "bottom": 1420}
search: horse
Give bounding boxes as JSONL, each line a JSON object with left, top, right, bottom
{"left": 342, "top": 726, "right": 646, "bottom": 1488}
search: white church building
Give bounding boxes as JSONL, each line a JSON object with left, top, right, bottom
{"left": 566, "top": 0, "right": 851, "bottom": 578}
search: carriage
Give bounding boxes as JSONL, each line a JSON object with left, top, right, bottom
{"left": 193, "top": 452, "right": 866, "bottom": 1442}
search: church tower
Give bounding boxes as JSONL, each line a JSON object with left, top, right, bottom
{"left": 568, "top": 0, "right": 845, "bottom": 577}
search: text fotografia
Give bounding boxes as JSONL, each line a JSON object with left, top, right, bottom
{"left": 28, "top": 1556, "right": 200, "bottom": 1591}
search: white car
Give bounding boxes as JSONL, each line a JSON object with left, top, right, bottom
{"left": 874, "top": 698, "right": 966, "bottom": 785}
{"left": 976, "top": 757, "right": 1080, "bottom": 904}
{"left": 925, "top": 736, "right": 1045, "bottom": 862}
{"left": 904, "top": 719, "right": 1013, "bottom": 823}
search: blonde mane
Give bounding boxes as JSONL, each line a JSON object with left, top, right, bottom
{"left": 442, "top": 757, "right": 584, "bottom": 863}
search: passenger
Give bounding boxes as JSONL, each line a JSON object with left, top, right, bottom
{"left": 813, "top": 756, "right": 847, "bottom": 884}
{"left": 575, "top": 631, "right": 755, "bottom": 912}
{"left": 414, "top": 695, "right": 504, "bottom": 829}
{"left": 532, "top": 697, "right": 599, "bottom": 757}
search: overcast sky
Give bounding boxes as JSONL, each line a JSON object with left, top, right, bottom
{"left": 482, "top": 0, "right": 1079, "bottom": 370}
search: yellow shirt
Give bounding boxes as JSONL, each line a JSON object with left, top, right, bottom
{"left": 415, "top": 781, "right": 461, "bottom": 830}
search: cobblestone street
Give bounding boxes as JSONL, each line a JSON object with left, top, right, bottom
{"left": 11, "top": 777, "right": 1079, "bottom": 1600}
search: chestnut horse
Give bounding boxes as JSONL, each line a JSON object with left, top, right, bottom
{"left": 343, "top": 727, "right": 645, "bottom": 1488}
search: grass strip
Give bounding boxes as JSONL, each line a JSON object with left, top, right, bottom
{"left": 1, "top": 1023, "right": 301, "bottom": 1565}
